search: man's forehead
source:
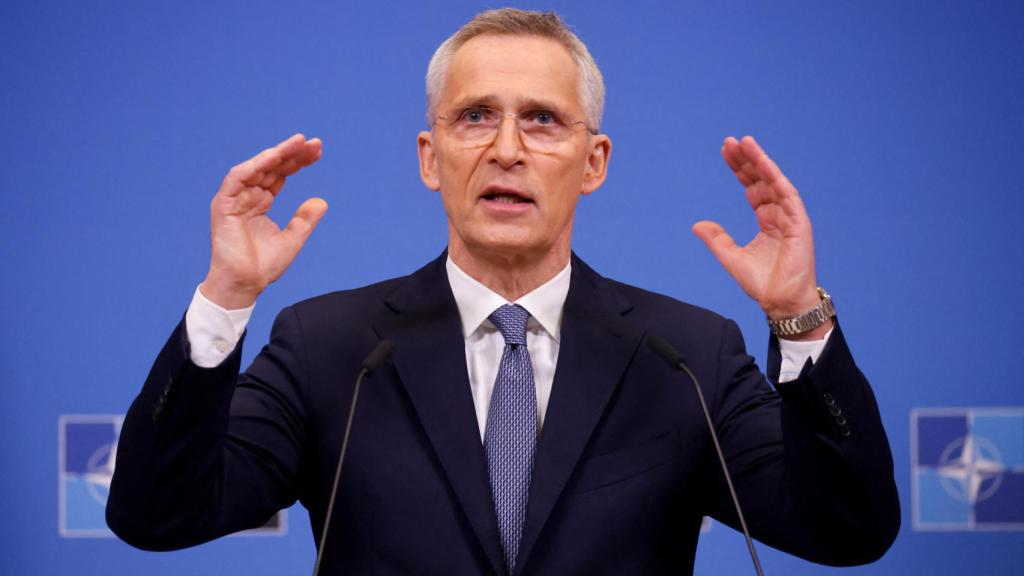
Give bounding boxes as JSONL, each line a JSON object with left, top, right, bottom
{"left": 441, "top": 34, "right": 580, "bottom": 109}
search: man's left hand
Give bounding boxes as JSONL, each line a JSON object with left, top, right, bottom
{"left": 692, "top": 135, "right": 831, "bottom": 341}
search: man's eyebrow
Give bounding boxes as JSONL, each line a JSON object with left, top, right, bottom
{"left": 449, "top": 94, "right": 502, "bottom": 109}
{"left": 516, "top": 97, "right": 570, "bottom": 114}
{"left": 449, "top": 94, "right": 573, "bottom": 115}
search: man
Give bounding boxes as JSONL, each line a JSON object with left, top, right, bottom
{"left": 107, "top": 8, "right": 899, "bottom": 575}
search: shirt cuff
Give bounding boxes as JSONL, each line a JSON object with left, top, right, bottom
{"left": 184, "top": 285, "right": 254, "bottom": 368}
{"left": 776, "top": 326, "right": 833, "bottom": 383}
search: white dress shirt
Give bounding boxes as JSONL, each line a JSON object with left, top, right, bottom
{"left": 185, "top": 259, "right": 830, "bottom": 441}
{"left": 445, "top": 257, "right": 569, "bottom": 440}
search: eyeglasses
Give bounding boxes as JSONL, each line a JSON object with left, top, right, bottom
{"left": 434, "top": 106, "right": 595, "bottom": 152}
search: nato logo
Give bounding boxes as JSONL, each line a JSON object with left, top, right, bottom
{"left": 59, "top": 414, "right": 287, "bottom": 537}
{"left": 59, "top": 415, "right": 121, "bottom": 537}
{"left": 911, "top": 408, "right": 1024, "bottom": 530}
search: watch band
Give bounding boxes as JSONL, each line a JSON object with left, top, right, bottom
{"left": 767, "top": 287, "right": 836, "bottom": 337}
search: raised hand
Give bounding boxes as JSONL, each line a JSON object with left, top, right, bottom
{"left": 200, "top": 134, "right": 327, "bottom": 309}
{"left": 692, "top": 136, "right": 830, "bottom": 339}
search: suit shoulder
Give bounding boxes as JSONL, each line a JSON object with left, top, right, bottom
{"left": 274, "top": 275, "right": 406, "bottom": 337}
{"left": 603, "top": 277, "right": 751, "bottom": 366}
{"left": 296, "top": 275, "right": 404, "bottom": 311}
{"left": 605, "top": 278, "right": 729, "bottom": 329}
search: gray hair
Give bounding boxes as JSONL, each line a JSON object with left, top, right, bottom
{"left": 425, "top": 8, "right": 605, "bottom": 131}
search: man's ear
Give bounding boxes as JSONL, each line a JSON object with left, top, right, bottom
{"left": 582, "top": 134, "right": 611, "bottom": 195}
{"left": 417, "top": 131, "right": 441, "bottom": 191}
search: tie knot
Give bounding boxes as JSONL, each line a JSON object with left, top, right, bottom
{"left": 489, "top": 304, "right": 529, "bottom": 346}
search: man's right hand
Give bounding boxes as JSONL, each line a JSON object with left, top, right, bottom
{"left": 199, "top": 134, "right": 327, "bottom": 310}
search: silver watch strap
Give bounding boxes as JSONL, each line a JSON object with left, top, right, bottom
{"left": 767, "top": 287, "right": 836, "bottom": 337}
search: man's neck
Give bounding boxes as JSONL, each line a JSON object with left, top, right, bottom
{"left": 448, "top": 243, "right": 570, "bottom": 302}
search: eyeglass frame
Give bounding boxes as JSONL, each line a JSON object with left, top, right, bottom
{"left": 432, "top": 105, "right": 598, "bottom": 150}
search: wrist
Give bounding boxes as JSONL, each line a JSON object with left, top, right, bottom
{"left": 767, "top": 287, "right": 836, "bottom": 340}
{"left": 763, "top": 287, "right": 823, "bottom": 320}
{"left": 779, "top": 318, "right": 833, "bottom": 341}
{"left": 199, "top": 273, "right": 260, "bottom": 310}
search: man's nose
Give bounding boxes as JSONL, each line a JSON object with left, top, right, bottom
{"left": 488, "top": 113, "right": 527, "bottom": 167}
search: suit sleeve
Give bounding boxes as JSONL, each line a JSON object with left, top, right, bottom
{"left": 106, "top": 306, "right": 309, "bottom": 551}
{"left": 708, "top": 319, "right": 900, "bottom": 566}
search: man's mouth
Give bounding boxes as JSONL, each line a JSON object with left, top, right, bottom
{"left": 484, "top": 193, "right": 532, "bottom": 204}
{"left": 481, "top": 187, "right": 534, "bottom": 205}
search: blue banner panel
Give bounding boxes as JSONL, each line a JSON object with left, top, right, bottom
{"left": 58, "top": 414, "right": 287, "bottom": 540}
{"left": 913, "top": 408, "right": 1024, "bottom": 531}
{"left": 59, "top": 416, "right": 120, "bottom": 537}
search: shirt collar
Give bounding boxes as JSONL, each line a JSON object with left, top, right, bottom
{"left": 446, "top": 255, "right": 571, "bottom": 342}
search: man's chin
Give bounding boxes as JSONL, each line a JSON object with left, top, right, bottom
{"left": 457, "top": 234, "right": 548, "bottom": 261}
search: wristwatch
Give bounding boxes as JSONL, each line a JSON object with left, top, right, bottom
{"left": 767, "top": 287, "right": 836, "bottom": 337}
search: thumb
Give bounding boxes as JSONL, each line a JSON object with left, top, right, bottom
{"left": 283, "top": 197, "right": 329, "bottom": 248}
{"left": 692, "top": 220, "right": 740, "bottom": 270}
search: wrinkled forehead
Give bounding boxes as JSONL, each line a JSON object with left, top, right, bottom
{"left": 441, "top": 34, "right": 583, "bottom": 114}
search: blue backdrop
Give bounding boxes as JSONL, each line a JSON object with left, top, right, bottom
{"left": 2, "top": 0, "right": 1022, "bottom": 573}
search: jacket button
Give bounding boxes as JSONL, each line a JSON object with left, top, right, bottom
{"left": 823, "top": 393, "right": 836, "bottom": 406}
{"left": 829, "top": 405, "right": 842, "bottom": 417}
{"left": 835, "top": 415, "right": 847, "bottom": 426}
{"left": 839, "top": 425, "right": 852, "bottom": 437}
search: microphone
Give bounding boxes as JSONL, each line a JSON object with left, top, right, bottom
{"left": 312, "top": 339, "right": 395, "bottom": 576}
{"left": 646, "top": 334, "right": 764, "bottom": 576}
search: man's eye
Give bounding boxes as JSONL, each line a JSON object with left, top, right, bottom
{"left": 459, "top": 108, "right": 492, "bottom": 124}
{"left": 525, "top": 111, "right": 559, "bottom": 127}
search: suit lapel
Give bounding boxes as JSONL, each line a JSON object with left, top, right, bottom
{"left": 514, "top": 256, "right": 645, "bottom": 575}
{"left": 374, "top": 254, "right": 505, "bottom": 576}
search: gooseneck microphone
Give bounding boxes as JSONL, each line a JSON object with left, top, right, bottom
{"left": 312, "top": 339, "right": 395, "bottom": 576}
{"left": 646, "top": 334, "right": 764, "bottom": 576}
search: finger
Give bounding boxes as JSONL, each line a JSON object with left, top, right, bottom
{"left": 223, "top": 136, "right": 322, "bottom": 201}
{"left": 296, "top": 137, "right": 322, "bottom": 167}
{"left": 744, "top": 183, "right": 808, "bottom": 234}
{"left": 692, "top": 220, "right": 743, "bottom": 272}
{"left": 735, "top": 170, "right": 754, "bottom": 188}
{"left": 737, "top": 136, "right": 808, "bottom": 221}
{"left": 281, "top": 197, "right": 329, "bottom": 251}
{"left": 276, "top": 158, "right": 301, "bottom": 179}
{"left": 255, "top": 170, "right": 278, "bottom": 189}
{"left": 262, "top": 139, "right": 321, "bottom": 197}
{"left": 268, "top": 175, "right": 287, "bottom": 196}
{"left": 721, "top": 137, "right": 749, "bottom": 179}
{"left": 752, "top": 203, "right": 790, "bottom": 236}
{"left": 220, "top": 134, "right": 305, "bottom": 196}
{"left": 270, "top": 140, "right": 321, "bottom": 198}
{"left": 247, "top": 134, "right": 306, "bottom": 175}
{"left": 722, "top": 137, "right": 759, "bottom": 188}
{"left": 238, "top": 134, "right": 311, "bottom": 185}
{"left": 738, "top": 136, "right": 782, "bottom": 186}
{"left": 722, "top": 137, "right": 783, "bottom": 216}
{"left": 228, "top": 185, "right": 274, "bottom": 216}
{"left": 739, "top": 135, "right": 798, "bottom": 196}
{"left": 262, "top": 138, "right": 322, "bottom": 186}
{"left": 721, "top": 137, "right": 743, "bottom": 173}
{"left": 275, "top": 140, "right": 323, "bottom": 180}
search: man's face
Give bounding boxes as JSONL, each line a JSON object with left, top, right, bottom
{"left": 418, "top": 34, "right": 610, "bottom": 265}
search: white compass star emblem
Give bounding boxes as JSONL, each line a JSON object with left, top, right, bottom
{"left": 82, "top": 441, "right": 117, "bottom": 505}
{"left": 936, "top": 434, "right": 1004, "bottom": 504}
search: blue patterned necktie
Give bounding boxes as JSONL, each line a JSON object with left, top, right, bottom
{"left": 484, "top": 304, "right": 537, "bottom": 573}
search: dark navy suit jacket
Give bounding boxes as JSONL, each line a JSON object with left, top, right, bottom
{"left": 107, "top": 253, "right": 899, "bottom": 575}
